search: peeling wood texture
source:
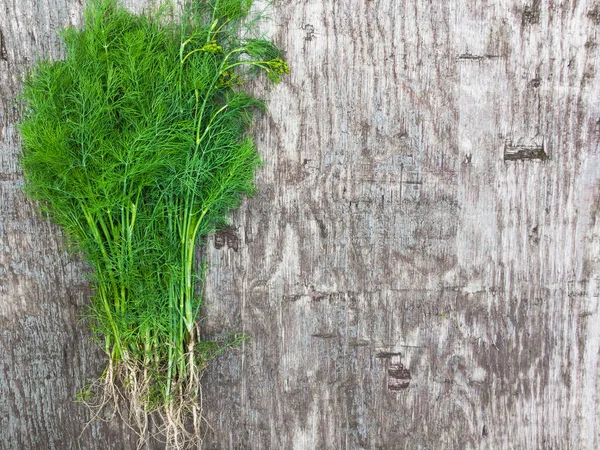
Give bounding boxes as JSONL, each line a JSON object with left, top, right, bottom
{"left": 1, "top": 0, "right": 600, "bottom": 449}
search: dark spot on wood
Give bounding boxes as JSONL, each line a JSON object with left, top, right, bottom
{"left": 529, "top": 78, "right": 541, "bottom": 88}
{"left": 349, "top": 338, "right": 370, "bottom": 347}
{"left": 0, "top": 28, "right": 7, "bottom": 61}
{"left": 587, "top": 5, "right": 600, "bottom": 25}
{"left": 457, "top": 53, "right": 502, "bottom": 62}
{"left": 388, "top": 362, "right": 411, "bottom": 390}
{"left": 311, "top": 333, "right": 338, "bottom": 339}
{"left": 463, "top": 153, "right": 472, "bottom": 165}
{"left": 522, "top": 0, "right": 541, "bottom": 25}
{"left": 214, "top": 226, "right": 239, "bottom": 252}
{"left": 314, "top": 218, "right": 327, "bottom": 239}
{"left": 308, "top": 290, "right": 327, "bottom": 300}
{"left": 504, "top": 140, "right": 547, "bottom": 161}
{"left": 458, "top": 53, "right": 484, "bottom": 61}
{"left": 283, "top": 293, "right": 303, "bottom": 302}
{"left": 303, "top": 24, "right": 316, "bottom": 41}
{"left": 529, "top": 225, "right": 540, "bottom": 244}
{"left": 482, "top": 425, "right": 488, "bottom": 437}
{"left": 376, "top": 352, "right": 402, "bottom": 359}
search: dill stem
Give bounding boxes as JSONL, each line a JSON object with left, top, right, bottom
{"left": 166, "top": 279, "right": 175, "bottom": 402}
{"left": 192, "top": 47, "right": 253, "bottom": 149}
{"left": 143, "top": 328, "right": 150, "bottom": 381}
{"left": 208, "top": 0, "right": 220, "bottom": 42}
{"left": 98, "top": 212, "right": 123, "bottom": 312}
{"left": 184, "top": 234, "right": 194, "bottom": 333}
{"left": 224, "top": 59, "right": 269, "bottom": 74}
{"left": 178, "top": 197, "right": 189, "bottom": 377}
{"left": 127, "top": 197, "right": 137, "bottom": 269}
{"left": 196, "top": 104, "right": 228, "bottom": 146}
{"left": 98, "top": 277, "right": 122, "bottom": 359}
{"left": 81, "top": 206, "right": 120, "bottom": 310}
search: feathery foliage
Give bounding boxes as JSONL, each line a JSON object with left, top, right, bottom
{"left": 19, "top": 0, "right": 288, "bottom": 446}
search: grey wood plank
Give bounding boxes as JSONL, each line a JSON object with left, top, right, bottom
{"left": 1, "top": 0, "right": 599, "bottom": 449}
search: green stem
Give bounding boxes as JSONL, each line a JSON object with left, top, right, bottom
{"left": 195, "top": 104, "right": 228, "bottom": 146}
{"left": 98, "top": 275, "right": 123, "bottom": 359}
{"left": 166, "top": 277, "right": 175, "bottom": 403}
{"left": 81, "top": 205, "right": 123, "bottom": 358}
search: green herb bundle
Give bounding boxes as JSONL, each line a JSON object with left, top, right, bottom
{"left": 19, "top": 0, "right": 287, "bottom": 446}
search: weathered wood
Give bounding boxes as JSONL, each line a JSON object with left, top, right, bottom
{"left": 1, "top": 0, "right": 599, "bottom": 449}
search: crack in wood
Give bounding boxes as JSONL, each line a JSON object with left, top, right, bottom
{"left": 376, "top": 352, "right": 402, "bottom": 359}
{"left": 457, "top": 53, "right": 502, "bottom": 61}
{"left": 0, "top": 28, "right": 7, "bottom": 61}
{"left": 504, "top": 140, "right": 547, "bottom": 161}
{"left": 349, "top": 338, "right": 370, "bottom": 347}
{"left": 311, "top": 333, "right": 338, "bottom": 339}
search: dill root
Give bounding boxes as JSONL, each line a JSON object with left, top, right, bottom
{"left": 18, "top": 0, "right": 288, "bottom": 447}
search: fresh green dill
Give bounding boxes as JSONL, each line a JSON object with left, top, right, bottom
{"left": 19, "top": 0, "right": 287, "bottom": 446}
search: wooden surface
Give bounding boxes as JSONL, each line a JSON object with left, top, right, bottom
{"left": 1, "top": 0, "right": 600, "bottom": 449}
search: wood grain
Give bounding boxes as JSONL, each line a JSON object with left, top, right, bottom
{"left": 1, "top": 0, "right": 599, "bottom": 449}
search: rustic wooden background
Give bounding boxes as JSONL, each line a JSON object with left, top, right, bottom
{"left": 1, "top": 0, "right": 600, "bottom": 449}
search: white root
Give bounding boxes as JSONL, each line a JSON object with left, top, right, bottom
{"left": 79, "top": 347, "right": 206, "bottom": 450}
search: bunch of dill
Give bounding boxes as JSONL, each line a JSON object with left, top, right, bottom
{"left": 19, "top": 0, "right": 287, "bottom": 446}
